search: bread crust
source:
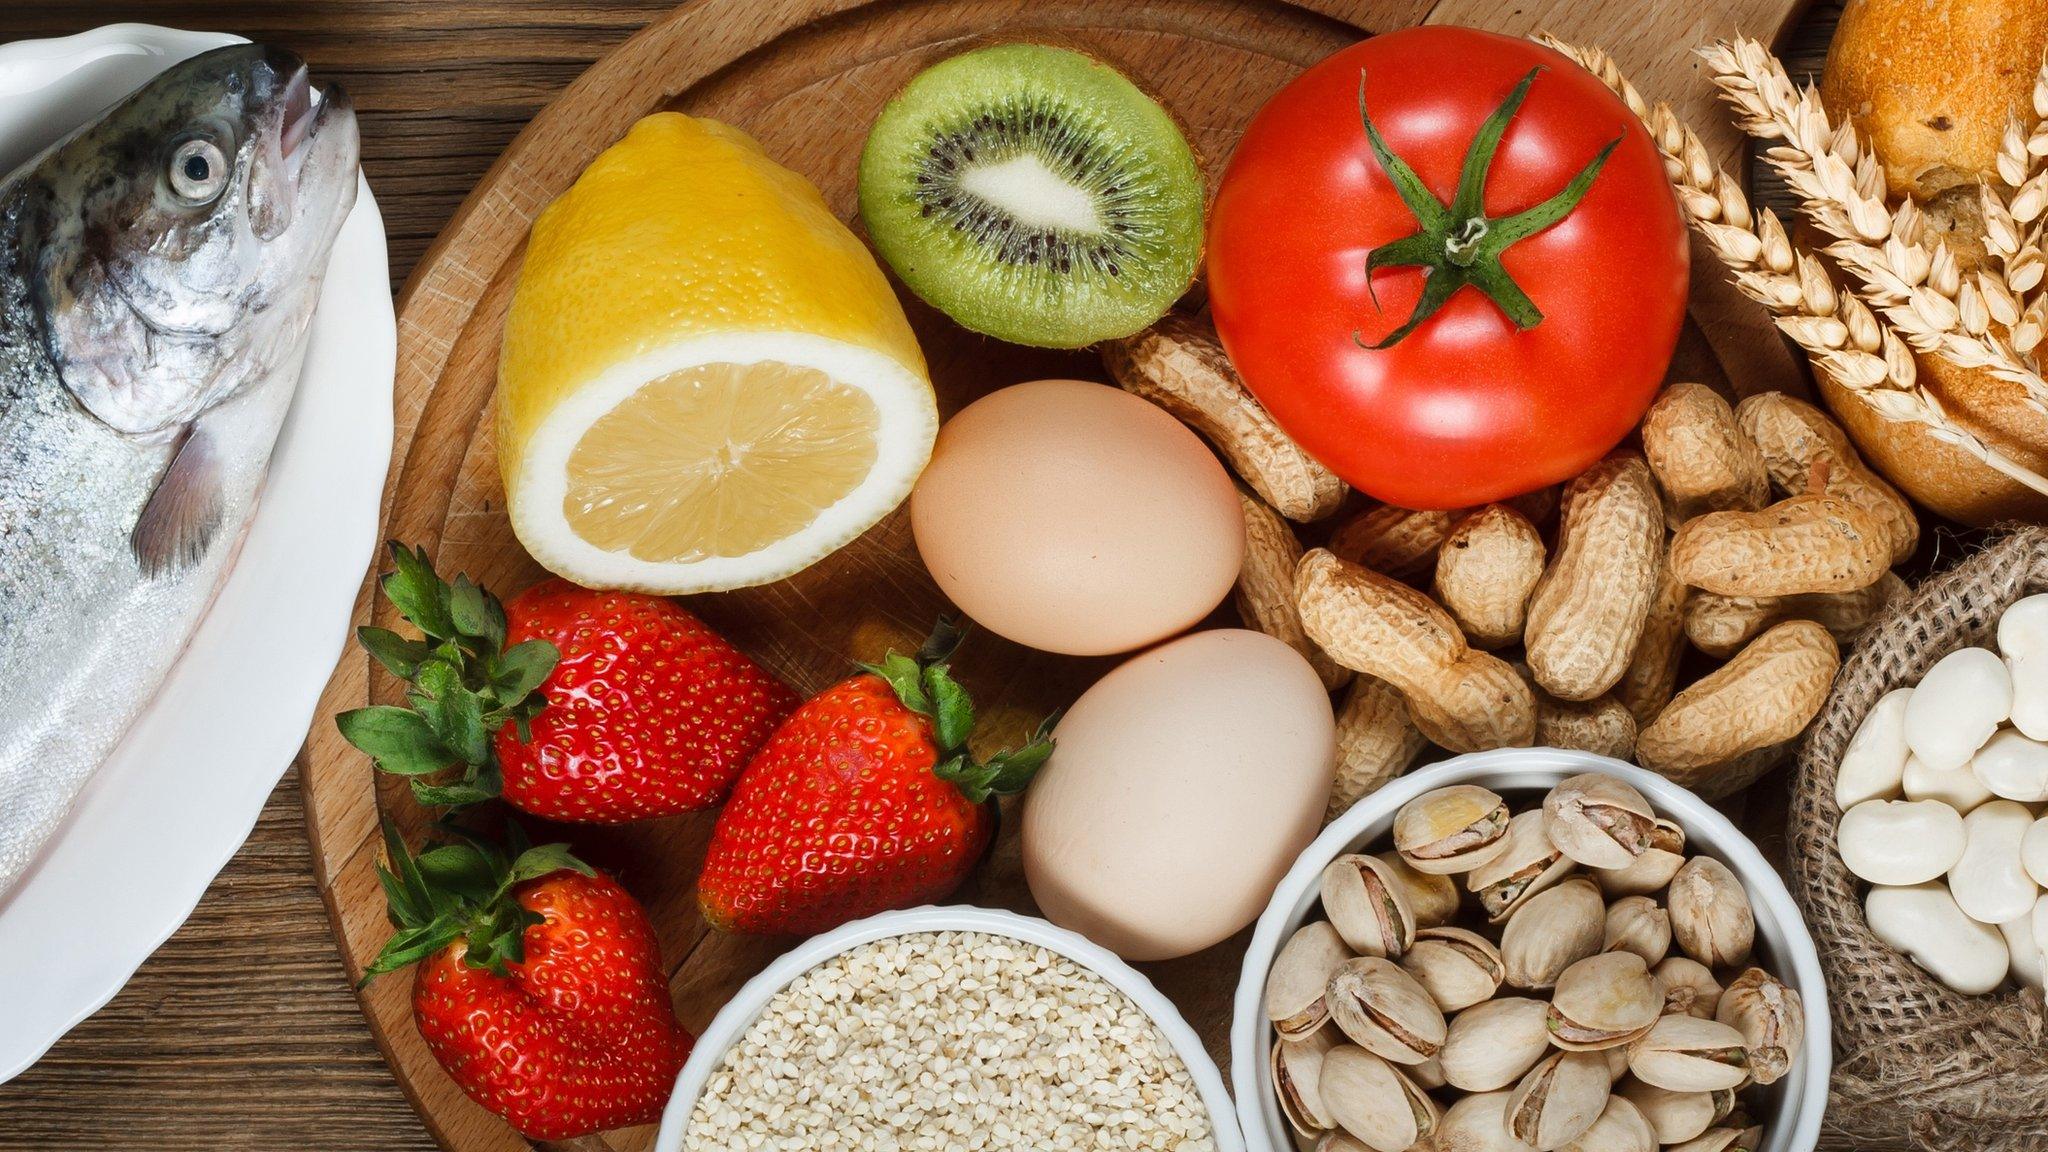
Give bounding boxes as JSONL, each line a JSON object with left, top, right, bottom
{"left": 1818, "top": 0, "right": 2048, "bottom": 526}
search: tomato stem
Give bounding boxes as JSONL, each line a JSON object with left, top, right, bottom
{"left": 1352, "top": 67, "right": 1621, "bottom": 347}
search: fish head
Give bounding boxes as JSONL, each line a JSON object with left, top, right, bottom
{"left": 25, "top": 43, "right": 361, "bottom": 436}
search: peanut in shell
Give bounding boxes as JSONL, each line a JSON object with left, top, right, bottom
{"left": 1524, "top": 455, "right": 1666, "bottom": 702}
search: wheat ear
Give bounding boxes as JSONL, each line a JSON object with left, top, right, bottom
{"left": 1988, "top": 54, "right": 2048, "bottom": 351}
{"left": 1701, "top": 37, "right": 2048, "bottom": 417}
{"left": 1537, "top": 35, "right": 2048, "bottom": 497}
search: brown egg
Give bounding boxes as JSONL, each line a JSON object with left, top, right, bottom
{"left": 910, "top": 379, "right": 1244, "bottom": 656}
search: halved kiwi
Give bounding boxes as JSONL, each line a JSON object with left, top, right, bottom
{"left": 858, "top": 43, "right": 1204, "bottom": 349}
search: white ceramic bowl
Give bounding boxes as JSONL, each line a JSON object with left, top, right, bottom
{"left": 656, "top": 905, "right": 1246, "bottom": 1152}
{"left": 1230, "top": 748, "right": 1832, "bottom": 1152}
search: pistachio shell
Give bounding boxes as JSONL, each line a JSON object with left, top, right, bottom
{"left": 1603, "top": 1046, "right": 1630, "bottom": 1084}
{"left": 1652, "top": 957, "right": 1724, "bottom": 1020}
{"left": 1440, "top": 997, "right": 1554, "bottom": 1092}
{"left": 1323, "top": 853, "right": 1420, "bottom": 959}
{"left": 1468, "top": 810, "right": 1578, "bottom": 922}
{"left": 1411, "top": 1054, "right": 1447, "bottom": 1091}
{"left": 1714, "top": 968, "right": 1803, "bottom": 1086}
{"left": 1547, "top": 952, "right": 1660, "bottom": 1050}
{"left": 1435, "top": 1091, "right": 1539, "bottom": 1151}
{"left": 1501, "top": 876, "right": 1606, "bottom": 990}
{"left": 1602, "top": 896, "right": 1672, "bottom": 967}
{"left": 1544, "top": 774, "right": 1658, "bottom": 869}
{"left": 1328, "top": 956, "right": 1447, "bottom": 1065}
{"left": 1401, "top": 927, "right": 1505, "bottom": 1013}
{"left": 1395, "top": 785, "right": 1514, "bottom": 874}
{"left": 1317, "top": 1130, "right": 1374, "bottom": 1152}
{"left": 1667, "top": 857, "right": 1755, "bottom": 969}
{"left": 1274, "top": 1029, "right": 1339, "bottom": 1137}
{"left": 1377, "top": 851, "right": 1462, "bottom": 928}
{"left": 1619, "top": 1080, "right": 1715, "bottom": 1145}
{"left": 1268, "top": 921, "right": 1354, "bottom": 1038}
{"left": 1320, "top": 1045, "right": 1442, "bottom": 1152}
{"left": 1506, "top": 1050, "right": 1612, "bottom": 1151}
{"left": 1593, "top": 819, "right": 1685, "bottom": 898}
{"left": 1626, "top": 1016, "right": 1751, "bottom": 1092}
{"left": 1559, "top": 1096, "right": 1656, "bottom": 1152}
{"left": 1667, "top": 1126, "right": 1762, "bottom": 1152}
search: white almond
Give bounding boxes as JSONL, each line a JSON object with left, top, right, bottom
{"left": 1835, "top": 688, "right": 1913, "bottom": 809}
{"left": 1903, "top": 754, "right": 1995, "bottom": 813}
{"left": 1972, "top": 729, "right": 2048, "bottom": 803}
{"left": 1865, "top": 883, "right": 2009, "bottom": 994}
{"left": 1904, "top": 648, "right": 2012, "bottom": 771}
{"left": 1836, "top": 799, "right": 1965, "bottom": 886}
{"left": 1950, "top": 800, "right": 2041, "bottom": 926}
{"left": 1999, "top": 595, "right": 2048, "bottom": 741}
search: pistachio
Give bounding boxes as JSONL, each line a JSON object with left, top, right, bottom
{"left": 1506, "top": 1050, "right": 1612, "bottom": 1151}
{"left": 1667, "top": 857, "right": 1755, "bottom": 969}
{"left": 1395, "top": 785, "right": 1514, "bottom": 875}
{"left": 1602, "top": 896, "right": 1672, "bottom": 966}
{"left": 1317, "top": 1131, "right": 1373, "bottom": 1152}
{"left": 1626, "top": 1015, "right": 1751, "bottom": 1092}
{"left": 1401, "top": 927, "right": 1505, "bottom": 1013}
{"left": 1501, "top": 876, "right": 1606, "bottom": 990}
{"left": 1268, "top": 921, "right": 1354, "bottom": 1039}
{"left": 1435, "top": 1091, "right": 1539, "bottom": 1152}
{"left": 1544, "top": 773, "right": 1659, "bottom": 869}
{"left": 1323, "top": 854, "right": 1419, "bottom": 959}
{"left": 1593, "top": 819, "right": 1685, "bottom": 898}
{"left": 1619, "top": 1081, "right": 1718, "bottom": 1144}
{"left": 1377, "top": 851, "right": 1462, "bottom": 928}
{"left": 1440, "top": 997, "right": 1554, "bottom": 1092}
{"left": 1559, "top": 1096, "right": 1656, "bottom": 1152}
{"left": 1603, "top": 1046, "right": 1630, "bottom": 1084}
{"left": 1274, "top": 1029, "right": 1339, "bottom": 1137}
{"left": 1328, "top": 956, "right": 1447, "bottom": 1065}
{"left": 1667, "top": 1125, "right": 1762, "bottom": 1152}
{"left": 1468, "top": 810, "right": 1578, "bottom": 922}
{"left": 1714, "top": 968, "right": 1803, "bottom": 1086}
{"left": 1412, "top": 1054, "right": 1448, "bottom": 1091}
{"left": 1320, "top": 1044, "right": 1442, "bottom": 1152}
{"left": 1547, "top": 952, "right": 1660, "bottom": 1051}
{"left": 1652, "top": 957, "right": 1724, "bottom": 1019}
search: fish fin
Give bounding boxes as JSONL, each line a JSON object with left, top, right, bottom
{"left": 131, "top": 425, "right": 224, "bottom": 577}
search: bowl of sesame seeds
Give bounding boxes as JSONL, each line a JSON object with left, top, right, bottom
{"left": 655, "top": 905, "right": 1243, "bottom": 1152}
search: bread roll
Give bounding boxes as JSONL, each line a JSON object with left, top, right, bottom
{"left": 1818, "top": 0, "right": 2048, "bottom": 526}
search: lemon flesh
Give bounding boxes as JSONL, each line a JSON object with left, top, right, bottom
{"left": 499, "top": 113, "right": 935, "bottom": 593}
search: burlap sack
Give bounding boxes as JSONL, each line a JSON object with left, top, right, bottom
{"left": 1791, "top": 527, "right": 2048, "bottom": 1151}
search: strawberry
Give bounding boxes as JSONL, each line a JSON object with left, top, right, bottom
{"left": 337, "top": 544, "right": 797, "bottom": 820}
{"left": 696, "top": 621, "right": 1054, "bottom": 935}
{"left": 365, "top": 821, "right": 691, "bottom": 1140}
{"left": 491, "top": 578, "right": 799, "bottom": 821}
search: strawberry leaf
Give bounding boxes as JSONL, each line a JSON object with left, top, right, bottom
{"left": 365, "top": 819, "right": 591, "bottom": 984}
{"left": 490, "top": 640, "right": 559, "bottom": 702}
{"left": 382, "top": 543, "right": 457, "bottom": 640}
{"left": 448, "top": 574, "right": 508, "bottom": 651}
{"left": 358, "top": 626, "right": 433, "bottom": 679}
{"left": 337, "top": 706, "right": 454, "bottom": 776}
{"left": 923, "top": 663, "right": 974, "bottom": 754}
{"left": 510, "top": 842, "right": 595, "bottom": 883}
{"left": 861, "top": 651, "right": 930, "bottom": 716}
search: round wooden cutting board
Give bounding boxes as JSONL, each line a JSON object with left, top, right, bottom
{"left": 303, "top": 0, "right": 1811, "bottom": 1148}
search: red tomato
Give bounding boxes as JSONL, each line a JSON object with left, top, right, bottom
{"left": 1207, "top": 27, "right": 1689, "bottom": 510}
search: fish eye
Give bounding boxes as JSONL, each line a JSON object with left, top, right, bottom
{"left": 168, "top": 138, "right": 229, "bottom": 204}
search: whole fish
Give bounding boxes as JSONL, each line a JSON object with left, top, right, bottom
{"left": 0, "top": 45, "right": 359, "bottom": 897}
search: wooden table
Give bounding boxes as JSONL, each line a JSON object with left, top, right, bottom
{"left": 0, "top": 2, "right": 1841, "bottom": 1147}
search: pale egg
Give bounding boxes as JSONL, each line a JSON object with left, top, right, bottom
{"left": 910, "top": 378, "right": 1244, "bottom": 657}
{"left": 1023, "top": 629, "right": 1337, "bottom": 960}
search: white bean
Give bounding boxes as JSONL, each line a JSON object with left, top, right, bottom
{"left": 1904, "top": 648, "right": 2013, "bottom": 771}
{"left": 1865, "top": 883, "right": 2009, "bottom": 994}
{"left": 2003, "top": 911, "right": 2046, "bottom": 988}
{"left": 2023, "top": 818, "right": 2048, "bottom": 889}
{"left": 1835, "top": 688, "right": 1913, "bottom": 809}
{"left": 1836, "top": 799, "right": 1966, "bottom": 886}
{"left": 1999, "top": 595, "right": 2048, "bottom": 741}
{"left": 1973, "top": 729, "right": 2048, "bottom": 803}
{"left": 1903, "top": 754, "right": 1995, "bottom": 813}
{"left": 1950, "top": 800, "right": 2042, "bottom": 925}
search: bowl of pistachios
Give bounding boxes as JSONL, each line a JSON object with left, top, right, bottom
{"left": 1229, "top": 748, "right": 1829, "bottom": 1152}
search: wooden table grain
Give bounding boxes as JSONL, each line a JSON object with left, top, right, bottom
{"left": 0, "top": 2, "right": 1842, "bottom": 1148}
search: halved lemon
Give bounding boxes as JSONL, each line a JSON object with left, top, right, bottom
{"left": 499, "top": 113, "right": 936, "bottom": 593}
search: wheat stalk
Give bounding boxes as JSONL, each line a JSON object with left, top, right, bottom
{"left": 1701, "top": 37, "right": 2048, "bottom": 418}
{"left": 1538, "top": 35, "right": 2048, "bottom": 497}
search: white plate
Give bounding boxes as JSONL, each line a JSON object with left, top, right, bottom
{"left": 656, "top": 905, "right": 1247, "bottom": 1152}
{"left": 0, "top": 25, "right": 394, "bottom": 1082}
{"left": 1230, "top": 749, "right": 1833, "bottom": 1152}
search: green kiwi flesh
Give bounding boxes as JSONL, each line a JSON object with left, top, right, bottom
{"left": 858, "top": 43, "right": 1204, "bottom": 349}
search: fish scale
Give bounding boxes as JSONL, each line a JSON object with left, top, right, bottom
{"left": 0, "top": 45, "right": 357, "bottom": 897}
